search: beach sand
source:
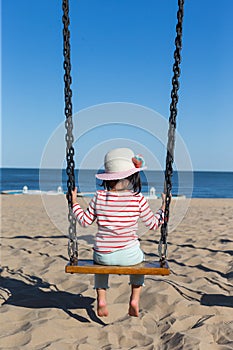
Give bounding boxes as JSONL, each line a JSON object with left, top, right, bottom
{"left": 1, "top": 195, "right": 233, "bottom": 349}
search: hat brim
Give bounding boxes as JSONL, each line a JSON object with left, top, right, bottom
{"left": 95, "top": 167, "right": 147, "bottom": 181}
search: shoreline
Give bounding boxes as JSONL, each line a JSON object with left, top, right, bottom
{"left": 1, "top": 191, "right": 233, "bottom": 199}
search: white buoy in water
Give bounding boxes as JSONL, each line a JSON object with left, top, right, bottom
{"left": 149, "top": 187, "right": 157, "bottom": 198}
{"left": 23, "top": 186, "right": 28, "bottom": 194}
{"left": 57, "top": 186, "right": 63, "bottom": 194}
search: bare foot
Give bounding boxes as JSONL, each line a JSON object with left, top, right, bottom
{"left": 128, "top": 299, "right": 139, "bottom": 317}
{"left": 97, "top": 299, "right": 109, "bottom": 317}
{"left": 128, "top": 284, "right": 142, "bottom": 317}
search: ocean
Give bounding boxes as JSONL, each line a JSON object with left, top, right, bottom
{"left": 1, "top": 168, "right": 233, "bottom": 198}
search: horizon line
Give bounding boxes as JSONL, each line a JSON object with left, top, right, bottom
{"left": 1, "top": 167, "right": 233, "bottom": 173}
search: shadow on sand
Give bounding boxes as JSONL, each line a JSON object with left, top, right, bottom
{"left": 0, "top": 268, "right": 106, "bottom": 326}
{"left": 201, "top": 294, "right": 233, "bottom": 308}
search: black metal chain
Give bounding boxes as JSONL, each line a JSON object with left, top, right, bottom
{"left": 159, "top": 0, "right": 184, "bottom": 265}
{"left": 62, "top": 0, "right": 78, "bottom": 265}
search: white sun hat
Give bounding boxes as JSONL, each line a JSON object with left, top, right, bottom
{"left": 95, "top": 148, "right": 146, "bottom": 181}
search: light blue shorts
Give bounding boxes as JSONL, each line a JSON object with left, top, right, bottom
{"left": 93, "top": 244, "right": 145, "bottom": 289}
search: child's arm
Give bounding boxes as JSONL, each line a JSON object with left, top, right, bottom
{"left": 71, "top": 187, "right": 97, "bottom": 227}
{"left": 139, "top": 193, "right": 166, "bottom": 230}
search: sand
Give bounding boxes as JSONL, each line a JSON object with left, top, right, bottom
{"left": 1, "top": 194, "right": 233, "bottom": 350}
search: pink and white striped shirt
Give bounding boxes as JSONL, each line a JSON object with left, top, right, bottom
{"left": 72, "top": 190, "right": 164, "bottom": 253}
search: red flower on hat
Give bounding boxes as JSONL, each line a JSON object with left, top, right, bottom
{"left": 132, "top": 154, "right": 145, "bottom": 168}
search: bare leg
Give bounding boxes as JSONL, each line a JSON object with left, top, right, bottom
{"left": 96, "top": 288, "right": 108, "bottom": 317}
{"left": 128, "top": 284, "right": 142, "bottom": 317}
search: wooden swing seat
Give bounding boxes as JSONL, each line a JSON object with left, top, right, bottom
{"left": 65, "top": 259, "right": 170, "bottom": 275}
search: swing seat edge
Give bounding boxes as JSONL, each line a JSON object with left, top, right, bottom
{"left": 65, "top": 259, "right": 170, "bottom": 275}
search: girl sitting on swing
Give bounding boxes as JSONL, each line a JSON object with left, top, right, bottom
{"left": 71, "top": 147, "right": 166, "bottom": 317}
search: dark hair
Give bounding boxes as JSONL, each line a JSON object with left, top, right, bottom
{"left": 102, "top": 172, "right": 142, "bottom": 194}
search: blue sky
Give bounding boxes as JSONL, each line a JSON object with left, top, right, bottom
{"left": 2, "top": 0, "right": 233, "bottom": 171}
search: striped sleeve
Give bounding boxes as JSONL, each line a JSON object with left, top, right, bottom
{"left": 139, "top": 194, "right": 164, "bottom": 230}
{"left": 72, "top": 194, "right": 97, "bottom": 227}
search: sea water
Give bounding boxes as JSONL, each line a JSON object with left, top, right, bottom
{"left": 1, "top": 168, "right": 233, "bottom": 198}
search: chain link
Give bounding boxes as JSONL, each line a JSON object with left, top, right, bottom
{"left": 159, "top": 0, "right": 184, "bottom": 265}
{"left": 62, "top": 0, "right": 78, "bottom": 265}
